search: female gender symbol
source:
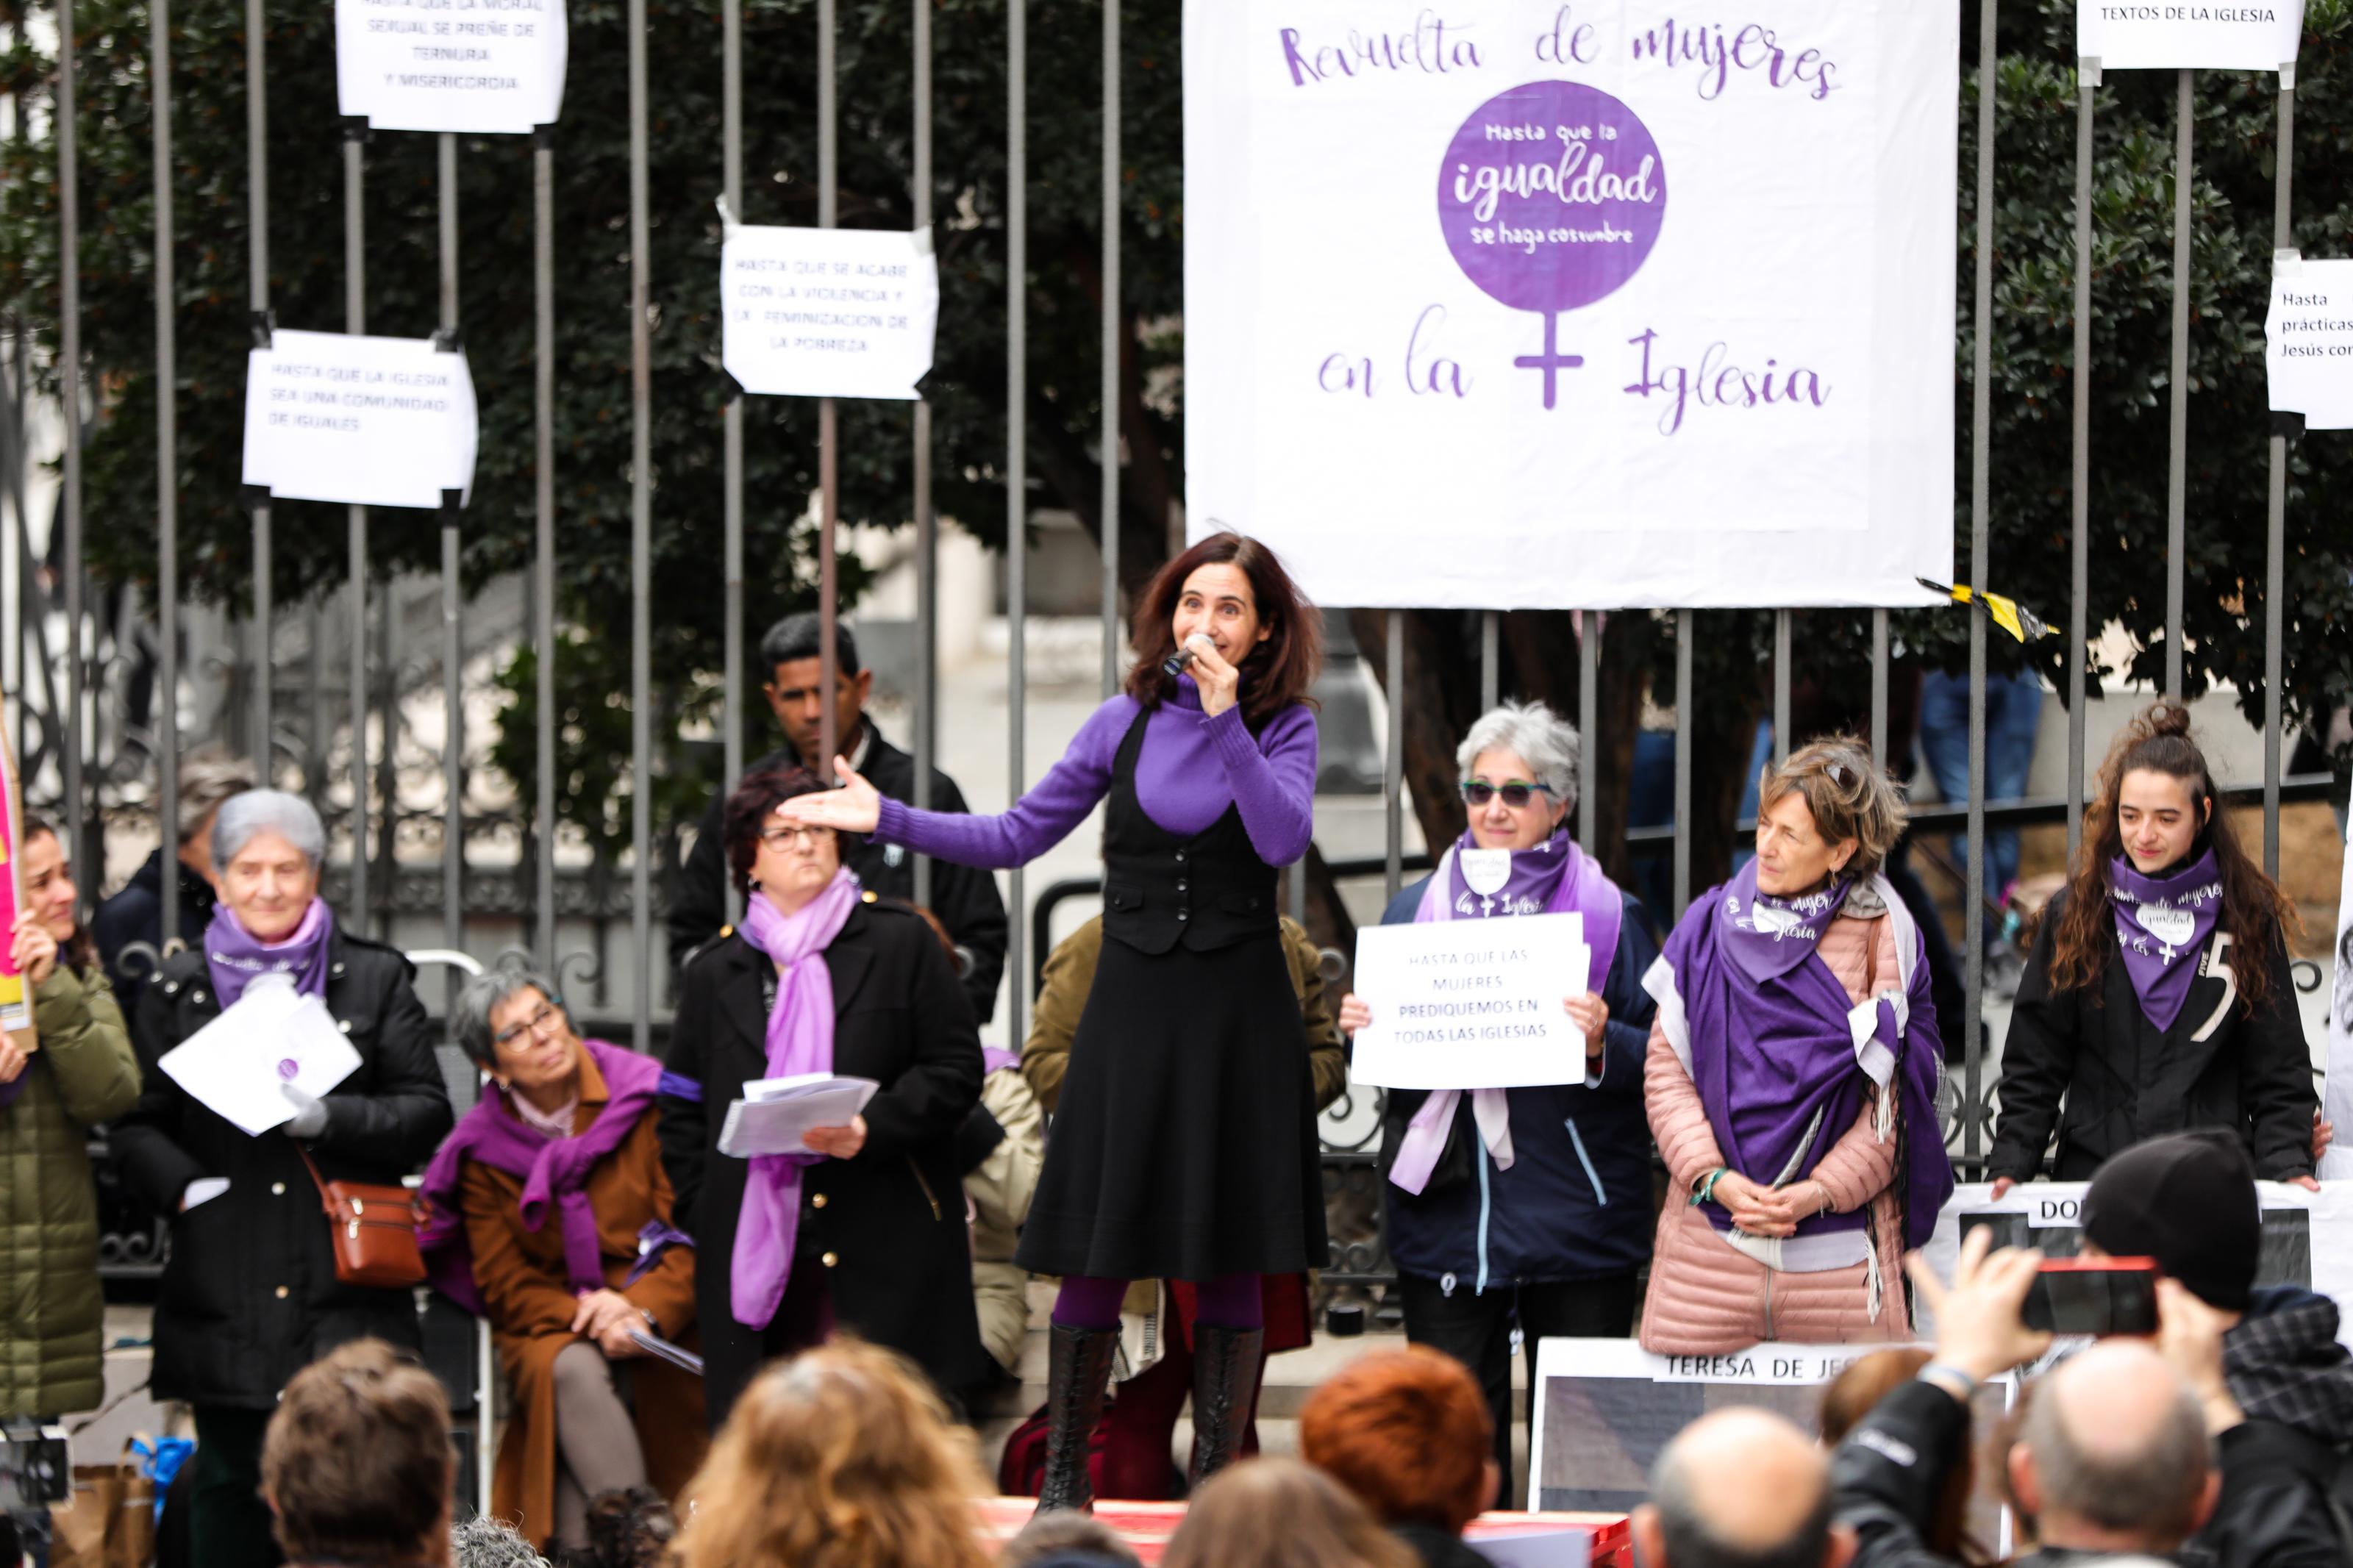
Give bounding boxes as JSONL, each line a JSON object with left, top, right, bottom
{"left": 1436, "top": 81, "right": 1668, "bottom": 409}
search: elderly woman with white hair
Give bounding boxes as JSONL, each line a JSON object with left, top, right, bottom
{"left": 416, "top": 970, "right": 704, "bottom": 1552}
{"left": 115, "top": 789, "right": 454, "bottom": 1568}
{"left": 1336, "top": 700, "right": 1661, "bottom": 1491}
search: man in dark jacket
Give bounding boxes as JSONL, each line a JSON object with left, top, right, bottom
{"left": 666, "top": 612, "right": 1007, "bottom": 1022}
{"left": 1832, "top": 1228, "right": 2341, "bottom": 1568}
{"left": 91, "top": 747, "right": 254, "bottom": 1012}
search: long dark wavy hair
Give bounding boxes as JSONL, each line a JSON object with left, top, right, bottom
{"left": 2044, "top": 699, "right": 2295, "bottom": 1011}
{"left": 1123, "top": 531, "right": 1324, "bottom": 731}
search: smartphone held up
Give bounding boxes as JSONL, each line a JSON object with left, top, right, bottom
{"left": 2022, "top": 1256, "right": 2162, "bottom": 1336}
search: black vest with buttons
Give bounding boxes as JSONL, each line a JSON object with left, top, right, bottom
{"left": 1098, "top": 703, "right": 1279, "bottom": 956}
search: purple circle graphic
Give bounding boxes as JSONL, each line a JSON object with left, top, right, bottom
{"left": 1438, "top": 80, "right": 1667, "bottom": 315}
{"left": 277, "top": 1058, "right": 300, "bottom": 1081}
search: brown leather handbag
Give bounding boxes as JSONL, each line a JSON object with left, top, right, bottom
{"left": 299, "top": 1148, "right": 427, "bottom": 1289}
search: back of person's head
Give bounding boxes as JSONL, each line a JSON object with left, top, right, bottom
{"left": 261, "top": 1339, "right": 454, "bottom": 1568}
{"left": 1816, "top": 1350, "right": 1933, "bottom": 1447}
{"left": 582, "top": 1486, "right": 677, "bottom": 1568}
{"left": 450, "top": 1516, "right": 546, "bottom": 1568}
{"left": 1637, "top": 1408, "right": 1848, "bottom": 1568}
{"left": 2013, "top": 1342, "right": 2215, "bottom": 1553}
{"left": 2080, "top": 1130, "right": 2260, "bottom": 1311}
{"left": 997, "top": 1511, "right": 1143, "bottom": 1568}
{"left": 1161, "top": 1458, "right": 1418, "bottom": 1568}
{"left": 671, "top": 1337, "right": 990, "bottom": 1568}
{"left": 1299, "top": 1346, "right": 1496, "bottom": 1534}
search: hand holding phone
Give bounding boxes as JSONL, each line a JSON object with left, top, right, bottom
{"left": 2021, "top": 1256, "right": 2161, "bottom": 1336}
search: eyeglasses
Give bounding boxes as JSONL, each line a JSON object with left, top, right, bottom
{"left": 1460, "top": 781, "right": 1556, "bottom": 809}
{"left": 491, "top": 1002, "right": 568, "bottom": 1050}
{"left": 759, "top": 823, "right": 828, "bottom": 852}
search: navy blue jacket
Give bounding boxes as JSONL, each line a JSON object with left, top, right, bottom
{"left": 1374, "top": 876, "right": 1660, "bottom": 1289}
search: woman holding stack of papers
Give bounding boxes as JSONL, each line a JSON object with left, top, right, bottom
{"left": 114, "top": 790, "right": 454, "bottom": 1568}
{"left": 418, "top": 970, "right": 707, "bottom": 1553}
{"left": 658, "top": 765, "right": 988, "bottom": 1430}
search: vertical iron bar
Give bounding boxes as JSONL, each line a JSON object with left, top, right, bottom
{"left": 1099, "top": 0, "right": 1120, "bottom": 701}
{"left": 2164, "top": 68, "right": 2190, "bottom": 700}
{"left": 2068, "top": 65, "right": 2094, "bottom": 859}
{"left": 628, "top": 0, "right": 652, "bottom": 1050}
{"left": 1672, "top": 611, "right": 1691, "bottom": 920}
{"left": 1965, "top": 0, "right": 1998, "bottom": 1170}
{"left": 1869, "top": 609, "right": 1888, "bottom": 767}
{"left": 153, "top": 0, "right": 179, "bottom": 950}
{"left": 1577, "top": 612, "right": 1597, "bottom": 849}
{"left": 2262, "top": 72, "right": 2292, "bottom": 878}
{"left": 59, "top": 0, "right": 85, "bottom": 903}
{"left": 1007, "top": 0, "right": 1027, "bottom": 1042}
{"left": 722, "top": 0, "right": 743, "bottom": 872}
{"left": 440, "top": 133, "right": 463, "bottom": 997}
{"left": 817, "top": 0, "right": 839, "bottom": 784}
{"left": 246, "top": 0, "right": 270, "bottom": 778}
{"left": 910, "top": 0, "right": 935, "bottom": 911}
{"left": 1771, "top": 609, "right": 1790, "bottom": 763}
{"left": 1479, "top": 609, "right": 1499, "bottom": 712}
{"left": 535, "top": 133, "right": 556, "bottom": 966}
{"left": 1384, "top": 612, "right": 1402, "bottom": 902}
{"left": 345, "top": 126, "right": 368, "bottom": 921}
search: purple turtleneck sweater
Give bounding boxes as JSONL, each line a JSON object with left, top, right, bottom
{"left": 871, "top": 677, "right": 1318, "bottom": 870}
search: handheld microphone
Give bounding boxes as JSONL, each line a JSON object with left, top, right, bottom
{"left": 1162, "top": 634, "right": 1213, "bottom": 679}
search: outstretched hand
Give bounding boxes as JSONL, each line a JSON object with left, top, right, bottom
{"left": 774, "top": 762, "right": 883, "bottom": 834}
{"left": 1905, "top": 1223, "right": 2049, "bottom": 1387}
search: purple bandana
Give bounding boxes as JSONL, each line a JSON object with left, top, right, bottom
{"left": 2108, "top": 850, "right": 2224, "bottom": 1032}
{"left": 204, "top": 898, "right": 334, "bottom": 1008}
{"left": 1715, "top": 868, "right": 1852, "bottom": 985}
{"left": 1388, "top": 828, "right": 1624, "bottom": 1196}
{"left": 418, "top": 1036, "right": 670, "bottom": 1313}
{"left": 731, "top": 869, "right": 863, "bottom": 1331}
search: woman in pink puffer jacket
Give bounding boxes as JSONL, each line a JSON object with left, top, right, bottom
{"left": 1637, "top": 737, "right": 1954, "bottom": 1356}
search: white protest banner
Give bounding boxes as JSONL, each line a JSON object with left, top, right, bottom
{"left": 1348, "top": 912, "right": 1589, "bottom": 1089}
{"left": 2078, "top": 1, "right": 2304, "bottom": 73}
{"left": 337, "top": 0, "right": 568, "bottom": 133}
{"left": 2267, "top": 257, "right": 2353, "bottom": 431}
{"left": 243, "top": 330, "right": 479, "bottom": 510}
{"left": 721, "top": 224, "right": 940, "bottom": 400}
{"left": 2324, "top": 792, "right": 2353, "bottom": 1181}
{"left": 1183, "top": 2, "right": 1957, "bottom": 610}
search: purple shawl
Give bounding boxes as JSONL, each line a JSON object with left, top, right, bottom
{"left": 418, "top": 1036, "right": 668, "bottom": 1314}
{"left": 1655, "top": 862, "right": 1952, "bottom": 1250}
{"left": 204, "top": 898, "right": 333, "bottom": 1007}
{"left": 2108, "top": 850, "right": 2224, "bottom": 1031}
{"left": 1388, "top": 828, "right": 1623, "bottom": 1195}
{"left": 731, "top": 870, "right": 862, "bottom": 1330}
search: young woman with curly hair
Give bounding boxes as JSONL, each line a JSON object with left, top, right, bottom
{"left": 1988, "top": 699, "right": 2318, "bottom": 1195}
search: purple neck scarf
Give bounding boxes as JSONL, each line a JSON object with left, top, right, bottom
{"left": 204, "top": 898, "right": 333, "bottom": 1008}
{"left": 2109, "top": 850, "right": 2224, "bottom": 1032}
{"left": 418, "top": 1036, "right": 668, "bottom": 1313}
{"left": 730, "top": 870, "right": 863, "bottom": 1330}
{"left": 1389, "top": 829, "right": 1624, "bottom": 1196}
{"left": 1662, "top": 861, "right": 1952, "bottom": 1250}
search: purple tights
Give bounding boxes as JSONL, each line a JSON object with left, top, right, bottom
{"left": 1052, "top": 1273, "right": 1263, "bottom": 1331}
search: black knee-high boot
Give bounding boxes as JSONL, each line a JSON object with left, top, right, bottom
{"left": 1185, "top": 1325, "right": 1265, "bottom": 1489}
{"left": 1036, "top": 1323, "right": 1121, "bottom": 1514}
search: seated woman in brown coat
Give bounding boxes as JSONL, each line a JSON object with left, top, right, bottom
{"left": 419, "top": 970, "right": 706, "bottom": 1551}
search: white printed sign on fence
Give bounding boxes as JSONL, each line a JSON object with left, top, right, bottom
{"left": 721, "top": 226, "right": 940, "bottom": 401}
{"left": 2267, "top": 258, "right": 2353, "bottom": 431}
{"left": 1347, "top": 912, "right": 1590, "bottom": 1090}
{"left": 2324, "top": 789, "right": 2353, "bottom": 1181}
{"left": 336, "top": 0, "right": 568, "bottom": 134}
{"left": 242, "top": 330, "right": 479, "bottom": 510}
{"left": 1183, "top": 1, "right": 1959, "bottom": 609}
{"left": 2078, "top": 1, "right": 2304, "bottom": 74}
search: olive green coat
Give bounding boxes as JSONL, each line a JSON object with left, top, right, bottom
{"left": 1, "top": 962, "right": 142, "bottom": 1417}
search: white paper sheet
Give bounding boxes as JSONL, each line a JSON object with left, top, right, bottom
{"left": 1348, "top": 913, "right": 1590, "bottom": 1090}
{"left": 2266, "top": 259, "right": 2353, "bottom": 432}
{"left": 242, "top": 331, "right": 479, "bottom": 510}
{"left": 2078, "top": 1, "right": 2304, "bottom": 73}
{"left": 721, "top": 226, "right": 940, "bottom": 400}
{"left": 156, "top": 978, "right": 363, "bottom": 1137}
{"left": 335, "top": 0, "right": 569, "bottom": 132}
{"left": 717, "top": 1074, "right": 881, "bottom": 1159}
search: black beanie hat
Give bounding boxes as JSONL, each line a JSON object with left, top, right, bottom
{"left": 2079, "top": 1130, "right": 2260, "bottom": 1310}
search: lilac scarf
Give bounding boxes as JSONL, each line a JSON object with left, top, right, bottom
{"left": 731, "top": 870, "right": 863, "bottom": 1330}
{"left": 1388, "top": 828, "right": 1623, "bottom": 1196}
{"left": 418, "top": 1037, "right": 668, "bottom": 1314}
{"left": 1654, "top": 861, "right": 1952, "bottom": 1251}
{"left": 2109, "top": 850, "right": 2224, "bottom": 1031}
{"left": 204, "top": 898, "right": 333, "bottom": 1007}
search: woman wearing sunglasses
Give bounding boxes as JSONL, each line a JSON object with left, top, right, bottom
{"left": 1335, "top": 701, "right": 1660, "bottom": 1494}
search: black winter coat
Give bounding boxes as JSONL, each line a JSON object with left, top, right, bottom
{"left": 1989, "top": 889, "right": 2316, "bottom": 1184}
{"left": 657, "top": 897, "right": 990, "bottom": 1425}
{"left": 665, "top": 724, "right": 1009, "bottom": 1023}
{"left": 113, "top": 930, "right": 455, "bottom": 1410}
{"left": 91, "top": 848, "right": 221, "bottom": 1016}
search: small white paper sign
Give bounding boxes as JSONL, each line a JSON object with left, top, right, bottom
{"left": 721, "top": 226, "right": 940, "bottom": 400}
{"left": 157, "top": 978, "right": 364, "bottom": 1138}
{"left": 2078, "top": 1, "right": 2304, "bottom": 72}
{"left": 243, "top": 330, "right": 479, "bottom": 509}
{"left": 336, "top": 0, "right": 568, "bottom": 133}
{"left": 2267, "top": 259, "right": 2353, "bottom": 431}
{"left": 1348, "top": 912, "right": 1589, "bottom": 1091}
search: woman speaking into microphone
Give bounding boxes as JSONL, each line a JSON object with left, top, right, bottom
{"left": 779, "top": 531, "right": 1323, "bottom": 1511}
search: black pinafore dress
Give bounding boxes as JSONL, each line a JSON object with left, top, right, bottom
{"left": 1013, "top": 706, "right": 1327, "bottom": 1282}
